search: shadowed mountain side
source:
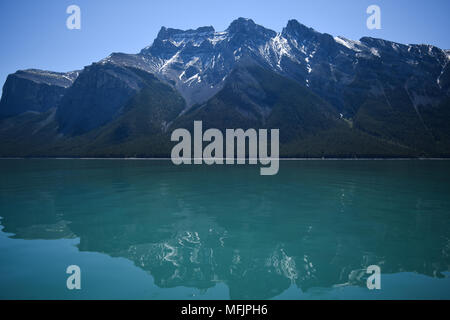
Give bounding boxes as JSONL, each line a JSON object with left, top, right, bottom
{"left": 0, "top": 71, "right": 183, "bottom": 157}
{"left": 0, "top": 64, "right": 437, "bottom": 158}
{"left": 171, "top": 64, "right": 419, "bottom": 157}
{"left": 51, "top": 73, "right": 186, "bottom": 157}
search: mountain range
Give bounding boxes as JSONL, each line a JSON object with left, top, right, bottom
{"left": 1, "top": 18, "right": 450, "bottom": 158}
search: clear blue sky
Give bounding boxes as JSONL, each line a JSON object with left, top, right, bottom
{"left": 1, "top": 0, "right": 449, "bottom": 91}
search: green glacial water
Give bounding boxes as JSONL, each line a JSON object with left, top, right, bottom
{"left": 0, "top": 159, "right": 449, "bottom": 300}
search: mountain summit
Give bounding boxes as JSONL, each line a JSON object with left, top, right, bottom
{"left": 0, "top": 18, "right": 449, "bottom": 157}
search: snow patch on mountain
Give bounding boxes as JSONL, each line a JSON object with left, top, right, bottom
{"left": 334, "top": 37, "right": 363, "bottom": 52}
{"left": 14, "top": 69, "right": 79, "bottom": 88}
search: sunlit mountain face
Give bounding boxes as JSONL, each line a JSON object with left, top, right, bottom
{"left": 1, "top": 18, "right": 450, "bottom": 157}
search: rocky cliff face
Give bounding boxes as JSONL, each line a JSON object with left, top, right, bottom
{"left": 56, "top": 62, "right": 159, "bottom": 135}
{"left": 0, "top": 69, "right": 78, "bottom": 117}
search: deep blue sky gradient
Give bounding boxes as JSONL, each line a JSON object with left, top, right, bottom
{"left": 1, "top": 0, "right": 449, "bottom": 91}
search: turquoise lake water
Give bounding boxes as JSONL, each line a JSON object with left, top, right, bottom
{"left": 0, "top": 159, "right": 449, "bottom": 300}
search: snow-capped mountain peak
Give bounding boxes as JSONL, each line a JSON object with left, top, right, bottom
{"left": 98, "top": 18, "right": 450, "bottom": 109}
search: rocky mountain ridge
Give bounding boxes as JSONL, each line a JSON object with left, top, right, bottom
{"left": 1, "top": 18, "right": 449, "bottom": 157}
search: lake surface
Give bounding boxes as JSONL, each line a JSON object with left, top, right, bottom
{"left": 0, "top": 159, "right": 450, "bottom": 300}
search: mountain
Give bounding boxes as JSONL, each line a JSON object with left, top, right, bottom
{"left": 0, "top": 69, "right": 79, "bottom": 117}
{"left": 0, "top": 18, "right": 449, "bottom": 157}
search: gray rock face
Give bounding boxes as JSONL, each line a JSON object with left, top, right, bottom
{"left": 0, "top": 69, "right": 79, "bottom": 117}
{"left": 56, "top": 62, "right": 157, "bottom": 135}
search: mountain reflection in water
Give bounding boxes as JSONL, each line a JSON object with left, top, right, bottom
{"left": 0, "top": 159, "right": 449, "bottom": 299}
